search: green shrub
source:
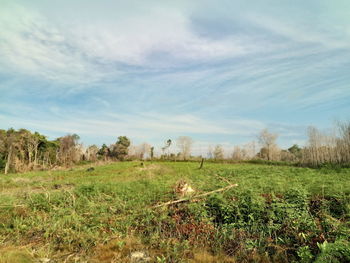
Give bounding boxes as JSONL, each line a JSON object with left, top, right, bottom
{"left": 75, "top": 184, "right": 99, "bottom": 197}
{"left": 297, "top": 246, "right": 314, "bottom": 263}
{"left": 284, "top": 187, "right": 308, "bottom": 208}
{"left": 315, "top": 240, "right": 350, "bottom": 263}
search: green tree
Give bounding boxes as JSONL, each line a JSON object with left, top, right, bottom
{"left": 288, "top": 144, "right": 302, "bottom": 159}
{"left": 111, "top": 136, "right": 130, "bottom": 161}
{"left": 98, "top": 144, "right": 110, "bottom": 160}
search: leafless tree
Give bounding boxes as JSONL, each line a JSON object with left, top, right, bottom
{"left": 176, "top": 136, "right": 193, "bottom": 160}
{"left": 136, "top": 143, "right": 152, "bottom": 160}
{"left": 213, "top": 145, "right": 224, "bottom": 160}
{"left": 302, "top": 121, "right": 350, "bottom": 166}
{"left": 161, "top": 139, "right": 172, "bottom": 159}
{"left": 257, "top": 129, "right": 279, "bottom": 161}
{"left": 86, "top": 145, "right": 99, "bottom": 161}
{"left": 232, "top": 146, "right": 244, "bottom": 160}
{"left": 58, "top": 134, "right": 81, "bottom": 165}
{"left": 207, "top": 145, "right": 213, "bottom": 159}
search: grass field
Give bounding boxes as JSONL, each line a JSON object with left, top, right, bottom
{"left": 0, "top": 161, "right": 349, "bottom": 262}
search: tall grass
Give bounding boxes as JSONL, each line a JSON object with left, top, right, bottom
{"left": 0, "top": 161, "right": 349, "bottom": 262}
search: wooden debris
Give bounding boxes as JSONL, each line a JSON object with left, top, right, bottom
{"left": 174, "top": 180, "right": 195, "bottom": 197}
{"left": 154, "top": 183, "right": 238, "bottom": 208}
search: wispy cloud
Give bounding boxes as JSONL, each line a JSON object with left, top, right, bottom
{"left": 0, "top": 2, "right": 254, "bottom": 84}
{"left": 0, "top": 0, "right": 349, "bottom": 151}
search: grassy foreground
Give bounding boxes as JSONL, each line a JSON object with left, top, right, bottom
{"left": 0, "top": 162, "right": 349, "bottom": 262}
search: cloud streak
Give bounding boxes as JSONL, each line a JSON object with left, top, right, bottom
{"left": 0, "top": 0, "right": 349, "bottom": 152}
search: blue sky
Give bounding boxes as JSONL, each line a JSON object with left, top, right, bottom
{"left": 0, "top": 0, "right": 349, "bottom": 155}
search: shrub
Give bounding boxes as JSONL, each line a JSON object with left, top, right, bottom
{"left": 315, "top": 240, "right": 350, "bottom": 263}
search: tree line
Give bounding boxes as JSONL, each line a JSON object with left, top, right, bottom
{"left": 0, "top": 129, "right": 132, "bottom": 174}
{"left": 219, "top": 121, "right": 350, "bottom": 167}
{"left": 1, "top": 121, "right": 349, "bottom": 173}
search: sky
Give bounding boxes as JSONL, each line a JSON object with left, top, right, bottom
{"left": 0, "top": 0, "right": 349, "bottom": 155}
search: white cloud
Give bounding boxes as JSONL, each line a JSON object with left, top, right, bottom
{"left": 69, "top": 7, "right": 247, "bottom": 64}
{"left": 247, "top": 14, "right": 349, "bottom": 50}
{"left": 0, "top": 108, "right": 267, "bottom": 143}
{"left": 0, "top": 3, "right": 251, "bottom": 84}
{"left": 0, "top": 5, "right": 102, "bottom": 83}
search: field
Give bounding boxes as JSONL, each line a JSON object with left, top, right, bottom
{"left": 0, "top": 161, "right": 349, "bottom": 262}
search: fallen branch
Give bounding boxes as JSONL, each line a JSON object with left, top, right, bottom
{"left": 153, "top": 183, "right": 238, "bottom": 208}
{"left": 213, "top": 174, "right": 234, "bottom": 186}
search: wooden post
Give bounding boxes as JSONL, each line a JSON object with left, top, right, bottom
{"left": 198, "top": 158, "right": 204, "bottom": 169}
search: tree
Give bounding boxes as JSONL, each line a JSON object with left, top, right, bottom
{"left": 3, "top": 128, "right": 17, "bottom": 174}
{"left": 150, "top": 147, "right": 154, "bottom": 159}
{"left": 176, "top": 136, "right": 193, "bottom": 160}
{"left": 86, "top": 145, "right": 99, "bottom": 161}
{"left": 98, "top": 144, "right": 110, "bottom": 160}
{"left": 58, "top": 134, "right": 81, "bottom": 165}
{"left": 0, "top": 130, "right": 5, "bottom": 168}
{"left": 256, "top": 147, "right": 270, "bottom": 160}
{"left": 302, "top": 122, "right": 350, "bottom": 166}
{"left": 161, "top": 139, "right": 172, "bottom": 159}
{"left": 207, "top": 145, "right": 213, "bottom": 159}
{"left": 111, "top": 136, "right": 130, "bottom": 161}
{"left": 257, "top": 129, "right": 279, "bottom": 161}
{"left": 136, "top": 143, "right": 151, "bottom": 160}
{"left": 232, "top": 146, "right": 247, "bottom": 161}
{"left": 336, "top": 121, "right": 350, "bottom": 164}
{"left": 213, "top": 145, "right": 224, "bottom": 160}
{"left": 288, "top": 144, "right": 302, "bottom": 160}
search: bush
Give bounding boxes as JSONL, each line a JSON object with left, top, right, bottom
{"left": 315, "top": 240, "right": 350, "bottom": 263}
{"left": 75, "top": 184, "right": 99, "bottom": 197}
{"left": 297, "top": 246, "right": 314, "bottom": 263}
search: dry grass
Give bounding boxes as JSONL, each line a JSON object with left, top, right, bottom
{"left": 190, "top": 250, "right": 237, "bottom": 263}
{"left": 0, "top": 246, "right": 34, "bottom": 263}
{"left": 91, "top": 236, "right": 151, "bottom": 263}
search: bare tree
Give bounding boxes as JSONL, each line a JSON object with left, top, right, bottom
{"left": 257, "top": 129, "right": 279, "bottom": 161}
{"left": 231, "top": 141, "right": 256, "bottom": 161}
{"left": 213, "top": 145, "right": 224, "bottom": 160}
{"left": 161, "top": 139, "right": 172, "bottom": 159}
{"left": 207, "top": 145, "right": 213, "bottom": 159}
{"left": 336, "top": 121, "right": 350, "bottom": 164}
{"left": 136, "top": 143, "right": 152, "bottom": 160}
{"left": 3, "top": 129, "right": 17, "bottom": 174}
{"left": 86, "top": 145, "right": 99, "bottom": 161}
{"left": 232, "top": 146, "right": 243, "bottom": 161}
{"left": 150, "top": 147, "right": 154, "bottom": 159}
{"left": 302, "top": 121, "right": 350, "bottom": 166}
{"left": 176, "top": 136, "right": 193, "bottom": 160}
{"left": 58, "top": 134, "right": 81, "bottom": 165}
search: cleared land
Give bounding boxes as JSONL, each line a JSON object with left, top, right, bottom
{"left": 0, "top": 162, "right": 349, "bottom": 262}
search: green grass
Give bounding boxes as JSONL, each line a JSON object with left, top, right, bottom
{"left": 0, "top": 161, "right": 349, "bottom": 262}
